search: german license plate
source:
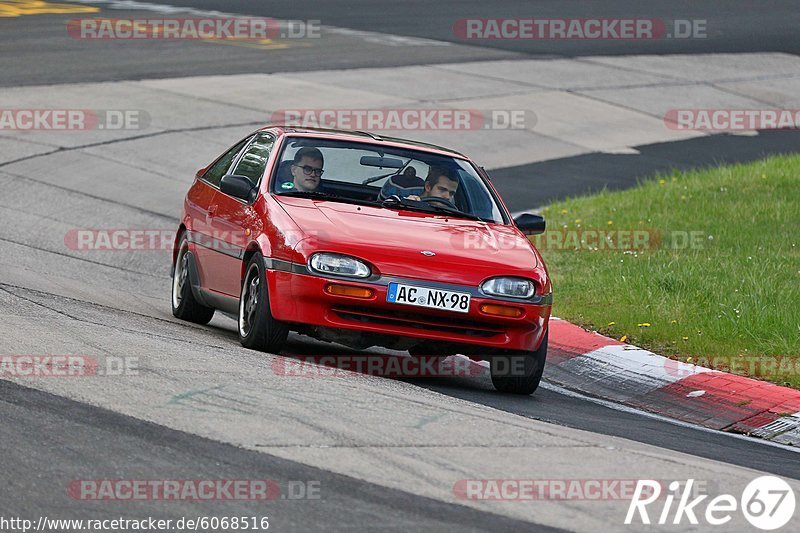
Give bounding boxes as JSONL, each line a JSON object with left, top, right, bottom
{"left": 386, "top": 283, "right": 471, "bottom": 313}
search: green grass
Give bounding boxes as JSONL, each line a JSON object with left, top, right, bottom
{"left": 538, "top": 154, "right": 800, "bottom": 388}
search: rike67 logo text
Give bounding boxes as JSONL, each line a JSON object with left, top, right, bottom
{"left": 626, "top": 477, "right": 795, "bottom": 530}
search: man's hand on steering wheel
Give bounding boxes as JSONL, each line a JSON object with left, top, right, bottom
{"left": 420, "top": 196, "right": 457, "bottom": 208}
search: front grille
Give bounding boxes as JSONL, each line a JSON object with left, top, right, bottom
{"left": 332, "top": 305, "right": 504, "bottom": 338}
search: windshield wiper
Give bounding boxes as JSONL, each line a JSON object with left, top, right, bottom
{"left": 362, "top": 161, "right": 413, "bottom": 185}
{"left": 278, "top": 190, "right": 338, "bottom": 200}
{"left": 362, "top": 172, "right": 396, "bottom": 185}
{"left": 422, "top": 202, "right": 487, "bottom": 222}
{"left": 278, "top": 190, "right": 381, "bottom": 207}
{"left": 381, "top": 195, "right": 485, "bottom": 221}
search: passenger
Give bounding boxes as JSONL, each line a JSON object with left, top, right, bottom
{"left": 278, "top": 147, "right": 324, "bottom": 192}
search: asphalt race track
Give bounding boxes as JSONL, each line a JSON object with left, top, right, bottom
{"left": 1, "top": 1, "right": 799, "bottom": 531}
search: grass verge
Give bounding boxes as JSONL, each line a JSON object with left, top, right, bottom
{"left": 538, "top": 154, "right": 800, "bottom": 388}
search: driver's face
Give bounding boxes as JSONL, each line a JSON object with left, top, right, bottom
{"left": 424, "top": 175, "right": 458, "bottom": 201}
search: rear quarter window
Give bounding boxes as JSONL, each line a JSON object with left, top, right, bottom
{"left": 202, "top": 137, "right": 251, "bottom": 187}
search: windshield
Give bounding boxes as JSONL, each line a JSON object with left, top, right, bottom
{"left": 270, "top": 136, "right": 508, "bottom": 224}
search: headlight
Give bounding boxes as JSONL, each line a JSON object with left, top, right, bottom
{"left": 481, "top": 277, "right": 536, "bottom": 299}
{"left": 309, "top": 253, "right": 371, "bottom": 278}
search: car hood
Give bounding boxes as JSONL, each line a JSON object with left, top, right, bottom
{"left": 276, "top": 196, "right": 542, "bottom": 285}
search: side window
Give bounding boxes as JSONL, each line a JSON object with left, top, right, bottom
{"left": 230, "top": 132, "right": 275, "bottom": 185}
{"left": 459, "top": 169, "right": 502, "bottom": 222}
{"left": 202, "top": 137, "right": 250, "bottom": 187}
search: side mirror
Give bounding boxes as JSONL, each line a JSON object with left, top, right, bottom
{"left": 195, "top": 167, "right": 207, "bottom": 179}
{"left": 514, "top": 213, "right": 546, "bottom": 235}
{"left": 220, "top": 174, "right": 257, "bottom": 202}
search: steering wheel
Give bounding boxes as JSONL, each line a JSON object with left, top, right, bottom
{"left": 421, "top": 196, "right": 457, "bottom": 209}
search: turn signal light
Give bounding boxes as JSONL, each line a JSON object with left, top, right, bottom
{"left": 325, "top": 284, "right": 374, "bottom": 299}
{"left": 480, "top": 303, "right": 523, "bottom": 318}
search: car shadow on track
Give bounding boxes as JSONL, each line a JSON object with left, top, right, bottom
{"left": 195, "top": 315, "right": 800, "bottom": 480}
{"left": 203, "top": 314, "right": 538, "bottom": 399}
{"left": 280, "top": 332, "right": 549, "bottom": 406}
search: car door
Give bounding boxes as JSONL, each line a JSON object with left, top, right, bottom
{"left": 208, "top": 131, "right": 277, "bottom": 297}
{"left": 190, "top": 136, "right": 252, "bottom": 294}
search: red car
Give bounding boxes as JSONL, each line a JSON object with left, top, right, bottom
{"left": 171, "top": 127, "right": 551, "bottom": 394}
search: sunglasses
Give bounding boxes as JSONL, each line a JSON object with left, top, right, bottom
{"left": 293, "top": 164, "right": 324, "bottom": 177}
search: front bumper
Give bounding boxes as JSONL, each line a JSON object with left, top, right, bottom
{"left": 266, "top": 268, "right": 550, "bottom": 352}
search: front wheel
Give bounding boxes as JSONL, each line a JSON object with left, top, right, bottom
{"left": 490, "top": 331, "right": 548, "bottom": 395}
{"left": 238, "top": 253, "right": 289, "bottom": 353}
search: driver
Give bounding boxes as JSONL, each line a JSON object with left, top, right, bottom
{"left": 407, "top": 166, "right": 458, "bottom": 203}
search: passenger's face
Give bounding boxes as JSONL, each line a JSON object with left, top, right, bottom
{"left": 424, "top": 175, "right": 458, "bottom": 201}
{"left": 291, "top": 156, "right": 323, "bottom": 191}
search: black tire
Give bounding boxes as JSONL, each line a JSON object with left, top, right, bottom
{"left": 172, "top": 236, "right": 215, "bottom": 325}
{"left": 490, "top": 331, "right": 548, "bottom": 395}
{"left": 238, "top": 253, "right": 289, "bottom": 352}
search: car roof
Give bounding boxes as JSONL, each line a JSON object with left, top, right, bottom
{"left": 260, "top": 125, "right": 468, "bottom": 160}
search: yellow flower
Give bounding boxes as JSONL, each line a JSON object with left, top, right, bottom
{"left": 574, "top": 218, "right": 582, "bottom": 224}
{"left": 686, "top": 357, "right": 693, "bottom": 363}
{"left": 607, "top": 220, "right": 614, "bottom": 226}
{"left": 682, "top": 336, "right": 689, "bottom": 341}
{"left": 560, "top": 209, "right": 568, "bottom": 215}
{"left": 607, "top": 321, "right": 616, "bottom": 326}
{"left": 619, "top": 335, "right": 627, "bottom": 342}
{"left": 670, "top": 319, "right": 677, "bottom": 324}
{"left": 637, "top": 322, "right": 651, "bottom": 327}
{"left": 659, "top": 179, "right": 666, "bottom": 185}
